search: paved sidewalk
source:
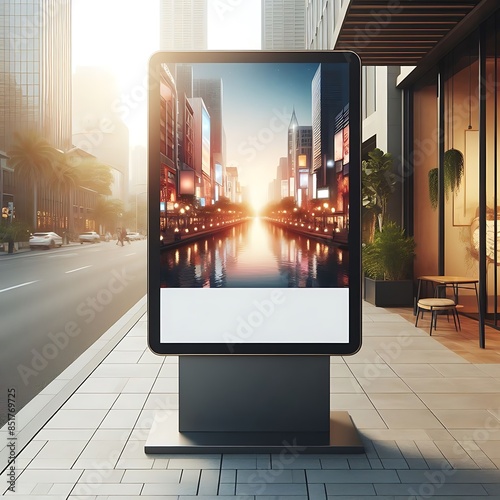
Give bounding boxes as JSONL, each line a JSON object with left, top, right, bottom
{"left": 2, "top": 298, "right": 500, "bottom": 498}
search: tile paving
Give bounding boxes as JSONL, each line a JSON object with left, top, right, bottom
{"left": 1, "top": 297, "right": 500, "bottom": 498}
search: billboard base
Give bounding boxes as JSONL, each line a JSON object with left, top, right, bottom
{"left": 144, "top": 356, "right": 364, "bottom": 454}
{"left": 144, "top": 410, "right": 363, "bottom": 453}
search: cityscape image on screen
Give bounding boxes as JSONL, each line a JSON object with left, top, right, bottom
{"left": 157, "top": 62, "right": 351, "bottom": 291}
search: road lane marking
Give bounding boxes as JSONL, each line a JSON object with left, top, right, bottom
{"left": 0, "top": 281, "right": 39, "bottom": 294}
{"left": 65, "top": 265, "right": 92, "bottom": 274}
{"left": 46, "top": 253, "right": 78, "bottom": 258}
{"left": 125, "top": 253, "right": 136, "bottom": 256}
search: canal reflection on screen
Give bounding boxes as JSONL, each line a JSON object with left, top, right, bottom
{"left": 160, "top": 218, "right": 348, "bottom": 288}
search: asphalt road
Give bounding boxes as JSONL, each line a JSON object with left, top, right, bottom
{"left": 0, "top": 240, "right": 147, "bottom": 425}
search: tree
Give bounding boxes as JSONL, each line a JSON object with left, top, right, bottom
{"left": 70, "top": 157, "right": 114, "bottom": 196}
{"left": 93, "top": 198, "right": 124, "bottom": 233}
{"left": 50, "top": 152, "right": 81, "bottom": 232}
{"left": 8, "top": 131, "right": 58, "bottom": 228}
{"left": 362, "top": 148, "right": 396, "bottom": 242}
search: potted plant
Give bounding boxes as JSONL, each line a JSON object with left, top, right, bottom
{"left": 363, "top": 222, "right": 416, "bottom": 307}
{"left": 428, "top": 148, "right": 464, "bottom": 209}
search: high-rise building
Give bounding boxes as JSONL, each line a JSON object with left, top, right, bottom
{"left": 0, "top": 0, "right": 79, "bottom": 231}
{"left": 193, "top": 78, "right": 225, "bottom": 199}
{"left": 159, "top": 64, "right": 178, "bottom": 211}
{"left": 226, "top": 167, "right": 240, "bottom": 204}
{"left": 262, "top": 0, "right": 306, "bottom": 50}
{"left": 160, "top": 0, "right": 207, "bottom": 50}
{"left": 311, "top": 63, "right": 348, "bottom": 201}
{"left": 187, "top": 97, "right": 211, "bottom": 205}
{"left": 287, "top": 109, "right": 299, "bottom": 183}
{"left": 293, "top": 126, "right": 313, "bottom": 207}
{"left": 0, "top": 0, "right": 72, "bottom": 151}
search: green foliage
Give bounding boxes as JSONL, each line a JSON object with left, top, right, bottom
{"left": 428, "top": 168, "right": 438, "bottom": 210}
{"left": 0, "top": 221, "right": 31, "bottom": 243}
{"left": 444, "top": 148, "right": 464, "bottom": 192}
{"left": 361, "top": 148, "right": 396, "bottom": 237}
{"left": 71, "top": 157, "right": 114, "bottom": 196}
{"left": 93, "top": 197, "right": 124, "bottom": 231}
{"left": 428, "top": 149, "right": 464, "bottom": 210}
{"left": 362, "top": 222, "right": 415, "bottom": 281}
{"left": 8, "top": 130, "right": 57, "bottom": 183}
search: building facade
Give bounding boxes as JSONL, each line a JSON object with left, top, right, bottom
{"left": 311, "top": 63, "right": 349, "bottom": 204}
{"left": 0, "top": 0, "right": 95, "bottom": 232}
{"left": 328, "top": 0, "right": 500, "bottom": 343}
{"left": 187, "top": 97, "right": 211, "bottom": 205}
{"left": 293, "top": 126, "right": 313, "bottom": 208}
{"left": 193, "top": 78, "right": 226, "bottom": 201}
{"left": 160, "top": 0, "right": 207, "bottom": 50}
{"left": 159, "top": 64, "right": 178, "bottom": 222}
{"left": 307, "top": 0, "right": 403, "bottom": 227}
{"left": 0, "top": 0, "right": 72, "bottom": 152}
{"left": 262, "top": 0, "right": 306, "bottom": 50}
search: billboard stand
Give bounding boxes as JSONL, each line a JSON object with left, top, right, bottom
{"left": 145, "top": 355, "right": 364, "bottom": 453}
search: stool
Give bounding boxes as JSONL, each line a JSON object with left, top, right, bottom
{"left": 415, "top": 298, "right": 461, "bottom": 336}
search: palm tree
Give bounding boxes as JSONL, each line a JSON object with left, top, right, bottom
{"left": 8, "top": 131, "right": 58, "bottom": 229}
{"left": 51, "top": 152, "right": 81, "bottom": 233}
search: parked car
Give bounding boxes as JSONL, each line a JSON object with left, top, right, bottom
{"left": 79, "top": 231, "right": 101, "bottom": 244}
{"left": 29, "top": 232, "right": 63, "bottom": 249}
{"left": 126, "top": 231, "right": 142, "bottom": 241}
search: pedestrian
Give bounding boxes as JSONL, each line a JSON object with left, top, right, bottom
{"left": 116, "top": 227, "right": 123, "bottom": 246}
{"left": 121, "top": 227, "right": 130, "bottom": 245}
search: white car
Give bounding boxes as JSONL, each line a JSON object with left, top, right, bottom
{"left": 29, "top": 232, "right": 63, "bottom": 249}
{"left": 126, "top": 231, "right": 142, "bottom": 241}
{"left": 79, "top": 231, "right": 101, "bottom": 244}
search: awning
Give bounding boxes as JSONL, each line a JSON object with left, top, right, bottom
{"left": 334, "top": 0, "right": 482, "bottom": 66}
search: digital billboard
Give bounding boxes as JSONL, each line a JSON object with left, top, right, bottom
{"left": 148, "top": 51, "right": 361, "bottom": 355}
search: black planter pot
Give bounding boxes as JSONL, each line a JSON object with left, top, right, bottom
{"left": 364, "top": 277, "right": 414, "bottom": 308}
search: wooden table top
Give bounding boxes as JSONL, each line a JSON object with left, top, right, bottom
{"left": 417, "top": 275, "right": 479, "bottom": 284}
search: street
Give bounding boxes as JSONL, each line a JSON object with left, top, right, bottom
{"left": 0, "top": 240, "right": 147, "bottom": 425}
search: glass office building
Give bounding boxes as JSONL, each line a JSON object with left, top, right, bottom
{"left": 0, "top": 0, "right": 90, "bottom": 232}
{"left": 0, "top": 0, "right": 72, "bottom": 152}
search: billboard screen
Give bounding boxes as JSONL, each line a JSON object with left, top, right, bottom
{"left": 148, "top": 51, "right": 361, "bottom": 355}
